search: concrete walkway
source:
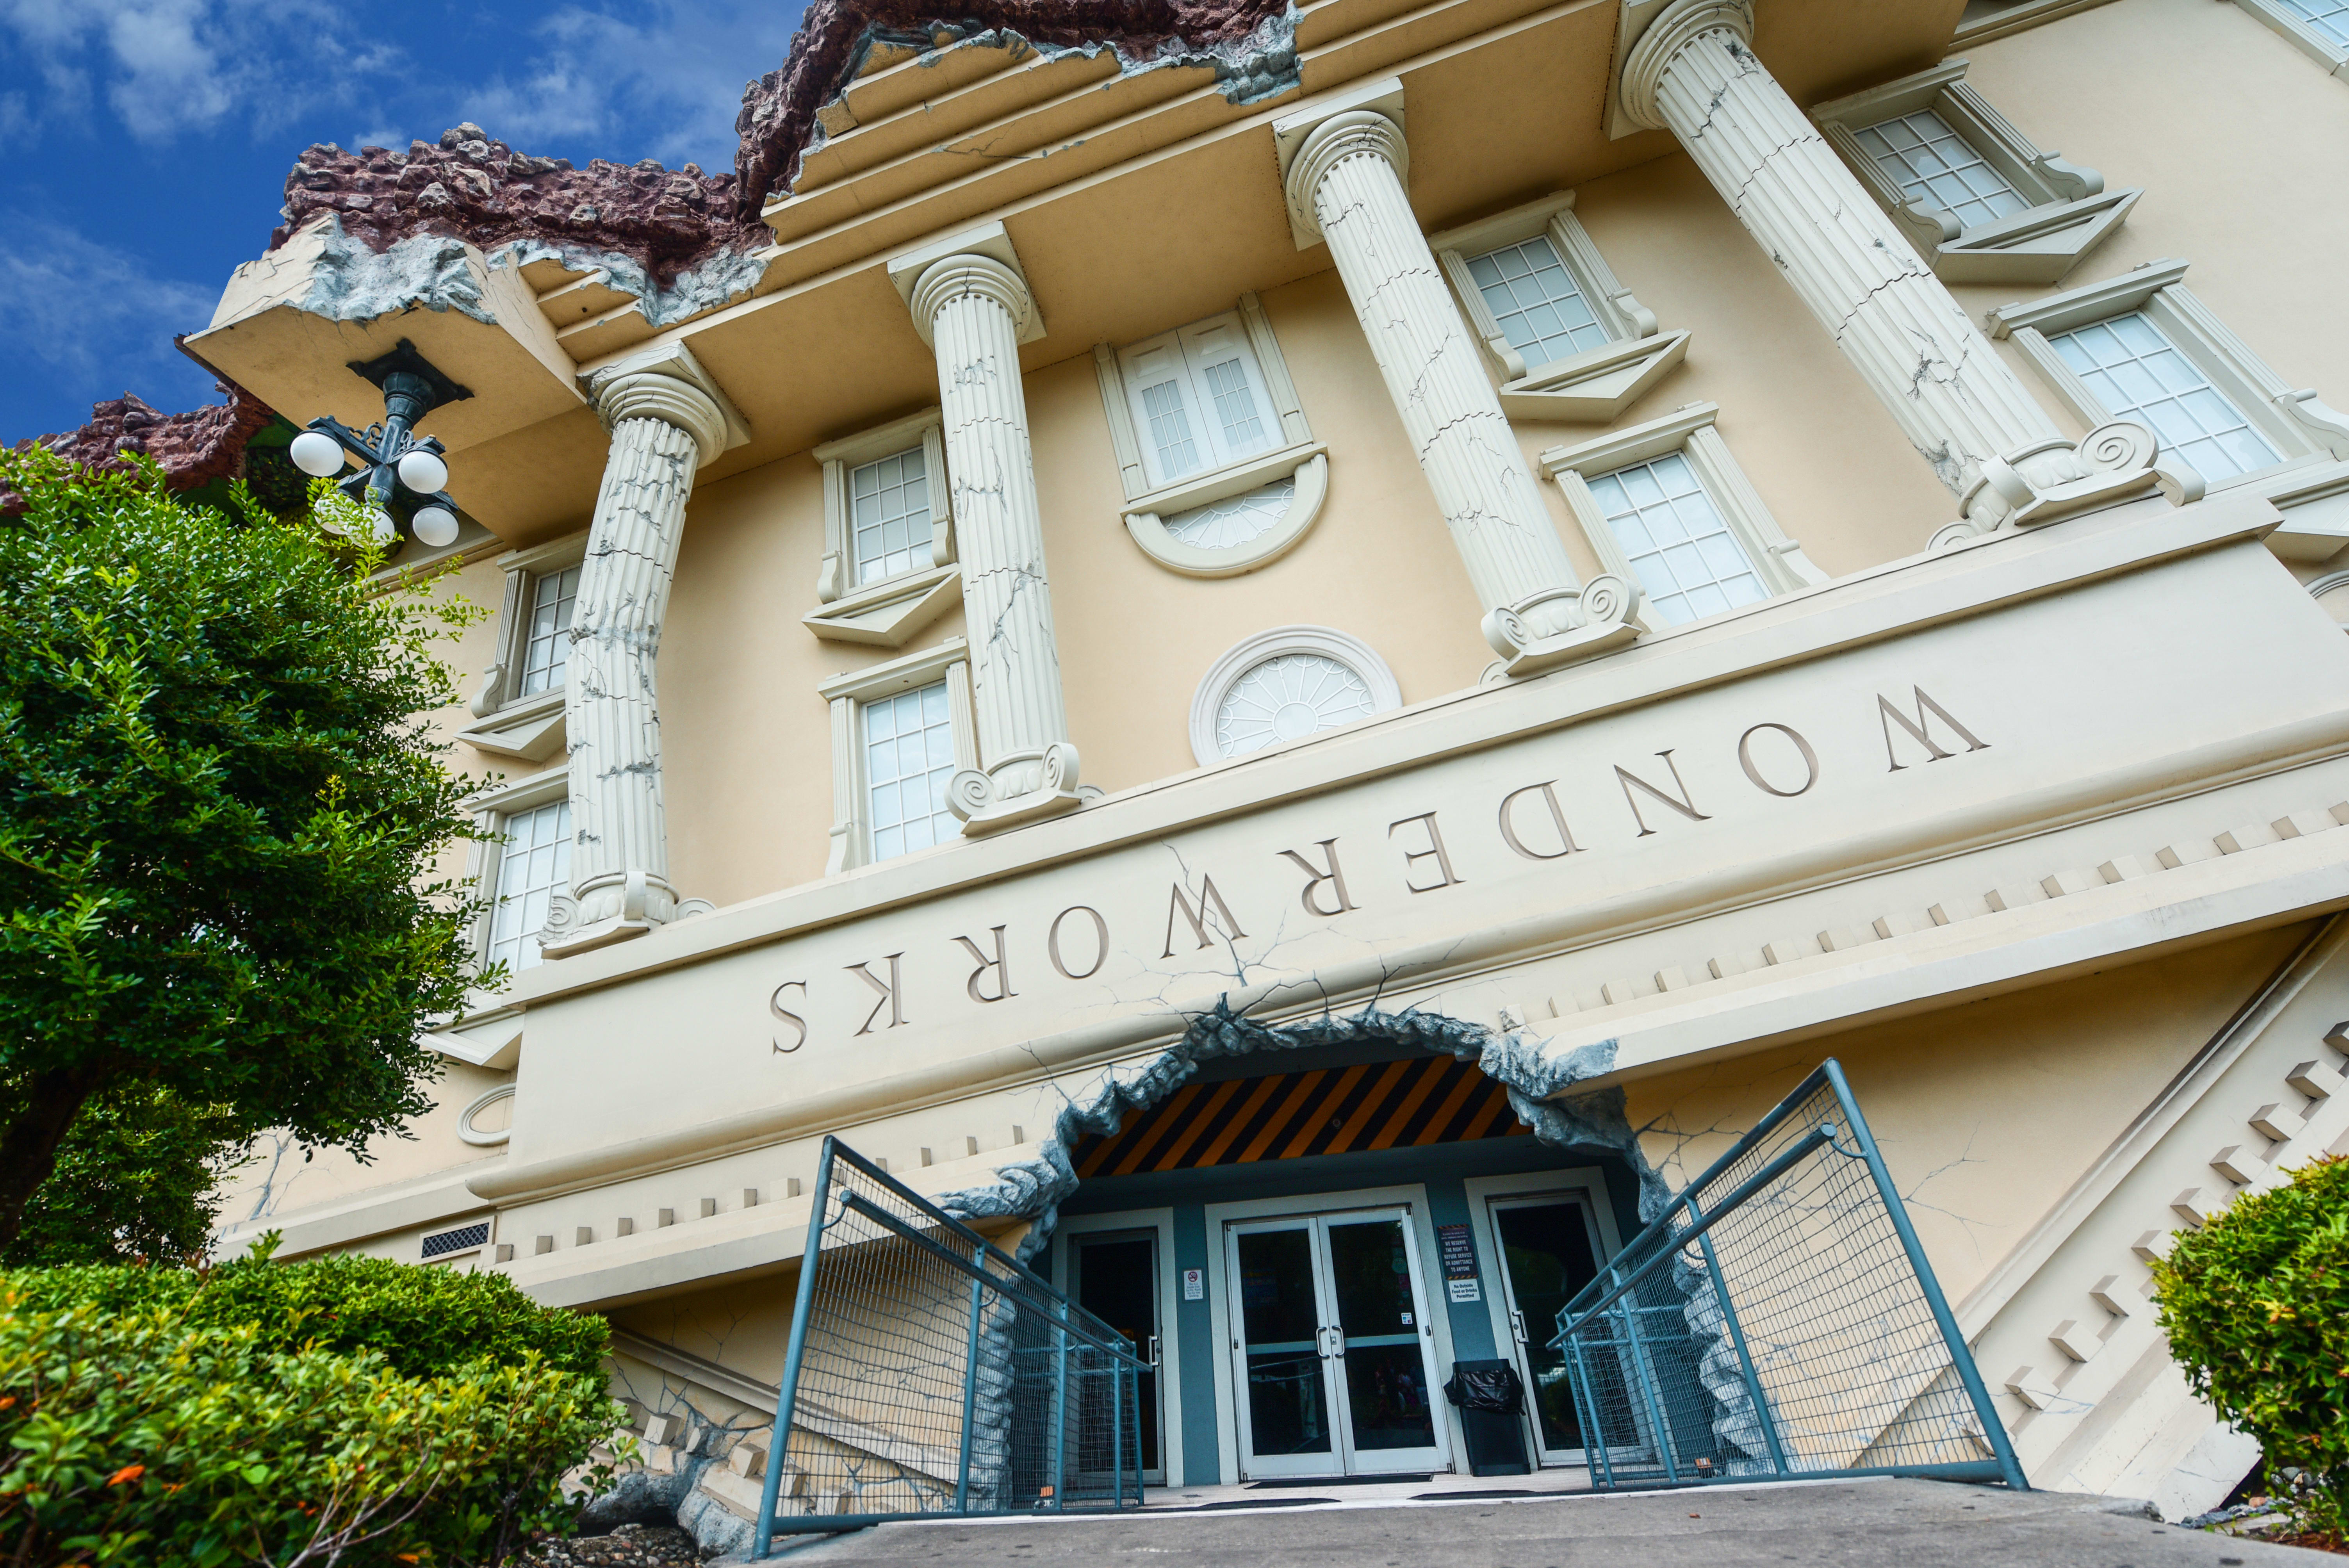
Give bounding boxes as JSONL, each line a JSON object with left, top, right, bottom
{"left": 769, "top": 1477, "right": 2337, "bottom": 1567}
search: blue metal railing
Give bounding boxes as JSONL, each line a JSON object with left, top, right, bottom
{"left": 1552, "top": 1059, "right": 2026, "bottom": 1491}
{"left": 753, "top": 1138, "right": 1150, "bottom": 1553}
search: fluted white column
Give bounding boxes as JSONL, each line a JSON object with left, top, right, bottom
{"left": 1287, "top": 111, "right": 1635, "bottom": 672}
{"left": 542, "top": 365, "right": 728, "bottom": 956}
{"left": 1620, "top": 0, "right": 2083, "bottom": 527}
{"left": 908, "top": 253, "right": 1081, "bottom": 831}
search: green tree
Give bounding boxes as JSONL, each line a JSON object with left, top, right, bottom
{"left": 0, "top": 446, "right": 487, "bottom": 1248}
{"left": 1, "top": 1084, "right": 246, "bottom": 1267}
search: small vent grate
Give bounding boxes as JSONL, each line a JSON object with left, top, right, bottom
{"left": 421, "top": 1222, "right": 491, "bottom": 1260}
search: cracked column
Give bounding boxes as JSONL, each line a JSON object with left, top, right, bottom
{"left": 904, "top": 245, "right": 1082, "bottom": 833}
{"left": 1618, "top": 0, "right": 2091, "bottom": 531}
{"left": 1279, "top": 92, "right": 1640, "bottom": 677}
{"left": 542, "top": 347, "right": 733, "bottom": 957}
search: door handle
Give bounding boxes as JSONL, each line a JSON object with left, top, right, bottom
{"left": 1146, "top": 1334, "right": 1162, "bottom": 1369}
{"left": 1330, "top": 1328, "right": 1347, "bottom": 1358}
{"left": 1509, "top": 1310, "right": 1529, "bottom": 1346}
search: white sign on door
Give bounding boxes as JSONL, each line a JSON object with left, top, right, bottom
{"left": 1447, "top": 1278, "right": 1481, "bottom": 1303}
{"left": 1183, "top": 1267, "right": 1204, "bottom": 1300}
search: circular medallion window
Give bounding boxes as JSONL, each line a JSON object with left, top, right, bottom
{"left": 1189, "top": 626, "right": 1402, "bottom": 766}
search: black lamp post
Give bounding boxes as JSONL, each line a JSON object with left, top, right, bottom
{"left": 288, "top": 339, "right": 474, "bottom": 547}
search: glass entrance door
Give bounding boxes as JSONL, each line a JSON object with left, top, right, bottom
{"left": 1070, "top": 1230, "right": 1164, "bottom": 1483}
{"left": 1488, "top": 1194, "right": 1605, "bottom": 1465}
{"left": 1225, "top": 1209, "right": 1447, "bottom": 1478}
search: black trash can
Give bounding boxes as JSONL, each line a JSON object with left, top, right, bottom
{"left": 1442, "top": 1359, "right": 1531, "bottom": 1477}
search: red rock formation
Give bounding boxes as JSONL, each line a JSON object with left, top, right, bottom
{"left": 13, "top": 381, "right": 277, "bottom": 495}
{"left": 733, "top": 0, "right": 1289, "bottom": 212}
{"left": 265, "top": 0, "right": 1287, "bottom": 276}
{"left": 272, "top": 124, "right": 761, "bottom": 288}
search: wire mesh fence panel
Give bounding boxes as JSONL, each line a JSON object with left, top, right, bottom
{"left": 754, "top": 1140, "right": 1148, "bottom": 1552}
{"left": 1554, "top": 1059, "right": 2025, "bottom": 1492}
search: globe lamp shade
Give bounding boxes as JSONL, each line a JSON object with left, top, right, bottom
{"left": 410, "top": 505, "right": 460, "bottom": 547}
{"left": 289, "top": 430, "right": 346, "bottom": 478}
{"left": 397, "top": 449, "right": 449, "bottom": 494}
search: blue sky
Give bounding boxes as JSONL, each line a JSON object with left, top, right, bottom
{"left": 0, "top": 0, "right": 806, "bottom": 444}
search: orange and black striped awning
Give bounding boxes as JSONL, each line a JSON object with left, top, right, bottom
{"left": 1074, "top": 1053, "right": 1529, "bottom": 1179}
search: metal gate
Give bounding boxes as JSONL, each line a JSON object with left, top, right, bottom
{"left": 752, "top": 1138, "right": 1149, "bottom": 1552}
{"left": 1553, "top": 1059, "right": 2026, "bottom": 1490}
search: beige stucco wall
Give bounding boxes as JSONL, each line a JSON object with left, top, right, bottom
{"left": 1619, "top": 921, "right": 2312, "bottom": 1308}
{"left": 1956, "top": 0, "right": 2349, "bottom": 459}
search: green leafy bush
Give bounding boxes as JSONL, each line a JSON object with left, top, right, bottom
{"left": 0, "top": 1256, "right": 622, "bottom": 1564}
{"left": 2154, "top": 1155, "right": 2349, "bottom": 1535}
{"left": 6, "top": 1247, "right": 608, "bottom": 1381}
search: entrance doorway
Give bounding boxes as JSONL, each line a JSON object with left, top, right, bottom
{"left": 1069, "top": 1229, "right": 1164, "bottom": 1483}
{"left": 1486, "top": 1192, "right": 1606, "bottom": 1465}
{"left": 1224, "top": 1208, "right": 1447, "bottom": 1478}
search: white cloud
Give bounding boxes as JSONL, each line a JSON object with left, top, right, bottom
{"left": 0, "top": 0, "right": 804, "bottom": 167}
{"left": 0, "top": 212, "right": 219, "bottom": 428}
{"left": 456, "top": 0, "right": 804, "bottom": 172}
{"left": 0, "top": 0, "right": 403, "bottom": 144}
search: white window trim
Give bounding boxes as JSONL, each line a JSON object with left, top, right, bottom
{"left": 1427, "top": 191, "right": 1690, "bottom": 424}
{"left": 818, "top": 638, "right": 979, "bottom": 874}
{"left": 1988, "top": 258, "right": 2349, "bottom": 490}
{"left": 1095, "top": 293, "right": 1328, "bottom": 578}
{"left": 804, "top": 408, "right": 961, "bottom": 649}
{"left": 1187, "top": 625, "right": 1402, "bottom": 769}
{"left": 1536, "top": 403, "right": 1828, "bottom": 635}
{"left": 1950, "top": 0, "right": 2124, "bottom": 47}
{"left": 1811, "top": 61, "right": 2137, "bottom": 285}
{"left": 2228, "top": 0, "right": 2349, "bottom": 78}
{"left": 462, "top": 763, "right": 572, "bottom": 980}
{"left": 456, "top": 531, "right": 588, "bottom": 763}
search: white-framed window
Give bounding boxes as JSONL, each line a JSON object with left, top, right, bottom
{"left": 1850, "top": 107, "right": 2028, "bottom": 232}
{"left": 861, "top": 679, "right": 958, "bottom": 862}
{"left": 2230, "top": 0, "right": 2349, "bottom": 75}
{"left": 1187, "top": 627, "right": 1402, "bottom": 767}
{"left": 1428, "top": 192, "right": 1689, "bottom": 425}
{"left": 1585, "top": 452, "right": 1769, "bottom": 627}
{"left": 456, "top": 532, "right": 589, "bottom": 766}
{"left": 804, "top": 409, "right": 959, "bottom": 650}
{"left": 848, "top": 446, "right": 935, "bottom": 587}
{"left": 818, "top": 639, "right": 979, "bottom": 873}
{"left": 1811, "top": 62, "right": 2137, "bottom": 285}
{"left": 1118, "top": 314, "right": 1280, "bottom": 488}
{"left": 1094, "top": 293, "right": 1328, "bottom": 578}
{"left": 1465, "top": 234, "right": 1617, "bottom": 371}
{"left": 1538, "top": 403, "right": 1828, "bottom": 632}
{"left": 2042, "top": 313, "right": 2279, "bottom": 483}
{"left": 1989, "top": 259, "right": 2349, "bottom": 492}
{"left": 462, "top": 766, "right": 572, "bottom": 980}
{"left": 514, "top": 561, "right": 580, "bottom": 698}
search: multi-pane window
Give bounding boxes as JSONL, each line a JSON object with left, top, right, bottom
{"left": 2276, "top": 0, "right": 2349, "bottom": 45}
{"left": 1852, "top": 109, "right": 2028, "bottom": 231}
{"left": 516, "top": 565, "right": 579, "bottom": 697}
{"left": 2047, "top": 312, "right": 2281, "bottom": 482}
{"left": 849, "top": 447, "right": 934, "bottom": 586}
{"left": 1588, "top": 453, "right": 1767, "bottom": 627}
{"left": 1464, "top": 235, "right": 1611, "bottom": 371}
{"left": 485, "top": 800, "right": 570, "bottom": 975}
{"left": 864, "top": 681, "right": 957, "bottom": 862}
{"left": 1118, "top": 314, "right": 1280, "bottom": 488}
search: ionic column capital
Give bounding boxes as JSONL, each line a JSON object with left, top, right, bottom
{"left": 1619, "top": 0, "right": 1756, "bottom": 133}
{"left": 588, "top": 370, "right": 729, "bottom": 467}
{"left": 1282, "top": 110, "right": 1410, "bottom": 244}
{"left": 908, "top": 253, "right": 1036, "bottom": 348}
